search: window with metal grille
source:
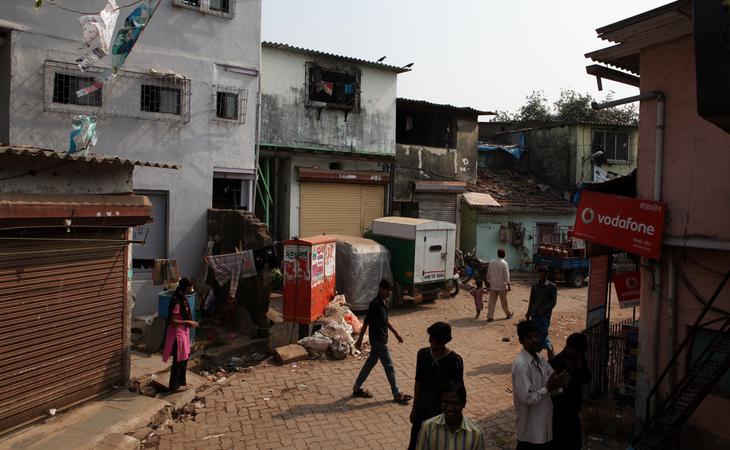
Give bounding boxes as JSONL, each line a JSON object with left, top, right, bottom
{"left": 210, "top": 0, "right": 230, "bottom": 12}
{"left": 173, "top": 0, "right": 234, "bottom": 17}
{"left": 306, "top": 63, "right": 360, "bottom": 111}
{"left": 141, "top": 85, "right": 181, "bottom": 115}
{"left": 592, "top": 130, "right": 631, "bottom": 164}
{"left": 216, "top": 92, "right": 238, "bottom": 119}
{"left": 52, "top": 73, "right": 102, "bottom": 107}
{"left": 212, "top": 85, "right": 247, "bottom": 123}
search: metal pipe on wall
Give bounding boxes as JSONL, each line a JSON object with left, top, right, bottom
{"left": 592, "top": 91, "right": 666, "bottom": 420}
{"left": 667, "top": 248, "right": 677, "bottom": 391}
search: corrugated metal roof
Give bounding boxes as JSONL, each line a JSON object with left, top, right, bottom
{"left": 397, "top": 98, "right": 494, "bottom": 116}
{"left": 586, "top": 0, "right": 692, "bottom": 75}
{"left": 262, "top": 41, "right": 411, "bottom": 73}
{"left": 465, "top": 169, "right": 575, "bottom": 214}
{"left": 413, "top": 180, "right": 467, "bottom": 193}
{"left": 0, "top": 146, "right": 180, "bottom": 169}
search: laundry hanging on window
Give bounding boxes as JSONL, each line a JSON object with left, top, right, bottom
{"left": 322, "top": 82, "right": 334, "bottom": 96}
{"left": 344, "top": 84, "right": 354, "bottom": 95}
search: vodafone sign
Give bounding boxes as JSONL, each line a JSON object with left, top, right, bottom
{"left": 614, "top": 270, "right": 641, "bottom": 309}
{"left": 574, "top": 191, "right": 666, "bottom": 259}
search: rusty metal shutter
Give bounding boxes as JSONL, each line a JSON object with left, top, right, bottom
{"left": 416, "top": 193, "right": 457, "bottom": 224}
{"left": 0, "top": 230, "right": 127, "bottom": 433}
{"left": 300, "top": 183, "right": 384, "bottom": 237}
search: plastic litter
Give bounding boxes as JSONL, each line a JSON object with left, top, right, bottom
{"left": 334, "top": 236, "right": 393, "bottom": 311}
{"left": 297, "top": 333, "right": 332, "bottom": 353}
{"left": 68, "top": 115, "right": 97, "bottom": 155}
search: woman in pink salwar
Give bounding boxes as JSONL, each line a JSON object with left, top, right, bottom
{"left": 162, "top": 278, "right": 198, "bottom": 392}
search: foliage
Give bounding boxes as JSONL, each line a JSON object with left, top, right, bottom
{"left": 501, "top": 89, "right": 639, "bottom": 126}
{"left": 270, "top": 268, "right": 283, "bottom": 292}
{"left": 516, "top": 90, "right": 552, "bottom": 122}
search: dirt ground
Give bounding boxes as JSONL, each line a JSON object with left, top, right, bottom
{"left": 153, "top": 277, "right": 635, "bottom": 449}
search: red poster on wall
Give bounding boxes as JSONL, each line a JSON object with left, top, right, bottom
{"left": 573, "top": 191, "right": 666, "bottom": 260}
{"left": 614, "top": 270, "right": 641, "bottom": 309}
{"left": 586, "top": 255, "right": 609, "bottom": 328}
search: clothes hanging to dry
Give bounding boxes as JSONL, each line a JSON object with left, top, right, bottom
{"left": 206, "top": 250, "right": 256, "bottom": 298}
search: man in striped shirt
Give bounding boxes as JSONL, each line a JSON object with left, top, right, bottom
{"left": 416, "top": 380, "right": 486, "bottom": 450}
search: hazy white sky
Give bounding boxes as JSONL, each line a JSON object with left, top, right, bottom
{"left": 262, "top": 0, "right": 668, "bottom": 115}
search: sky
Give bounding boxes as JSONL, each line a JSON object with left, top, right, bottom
{"left": 262, "top": 0, "right": 669, "bottom": 117}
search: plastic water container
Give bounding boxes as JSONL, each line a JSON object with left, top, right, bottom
{"left": 158, "top": 290, "right": 197, "bottom": 344}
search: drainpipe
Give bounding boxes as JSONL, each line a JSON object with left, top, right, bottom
{"left": 592, "top": 91, "right": 666, "bottom": 421}
{"left": 252, "top": 45, "right": 263, "bottom": 213}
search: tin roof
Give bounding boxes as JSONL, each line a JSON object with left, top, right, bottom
{"left": 414, "top": 180, "right": 467, "bottom": 193}
{"left": 262, "top": 42, "right": 411, "bottom": 74}
{"left": 397, "top": 98, "right": 494, "bottom": 116}
{"left": 0, "top": 145, "right": 180, "bottom": 169}
{"left": 585, "top": 0, "right": 693, "bottom": 75}
{"left": 466, "top": 169, "right": 575, "bottom": 214}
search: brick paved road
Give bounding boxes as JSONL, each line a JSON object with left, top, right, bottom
{"left": 154, "top": 280, "right": 632, "bottom": 450}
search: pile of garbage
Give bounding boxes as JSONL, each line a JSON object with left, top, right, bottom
{"left": 297, "top": 295, "right": 364, "bottom": 360}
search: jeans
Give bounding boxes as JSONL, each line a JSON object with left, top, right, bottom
{"left": 354, "top": 343, "right": 400, "bottom": 397}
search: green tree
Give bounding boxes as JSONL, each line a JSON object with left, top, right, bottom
{"left": 516, "top": 90, "right": 551, "bottom": 122}
{"left": 595, "top": 91, "right": 639, "bottom": 125}
{"left": 553, "top": 89, "right": 598, "bottom": 122}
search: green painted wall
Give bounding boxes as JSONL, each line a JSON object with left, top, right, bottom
{"left": 462, "top": 210, "right": 576, "bottom": 270}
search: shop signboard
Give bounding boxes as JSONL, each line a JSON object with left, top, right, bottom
{"left": 574, "top": 191, "right": 666, "bottom": 260}
{"left": 614, "top": 270, "right": 641, "bottom": 309}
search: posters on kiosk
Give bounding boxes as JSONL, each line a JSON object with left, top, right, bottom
{"left": 614, "top": 270, "right": 641, "bottom": 309}
{"left": 574, "top": 191, "right": 666, "bottom": 260}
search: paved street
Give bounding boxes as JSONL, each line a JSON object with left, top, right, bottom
{"left": 154, "top": 279, "right": 632, "bottom": 449}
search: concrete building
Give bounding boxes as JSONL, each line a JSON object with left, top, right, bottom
{"left": 1, "top": 0, "right": 262, "bottom": 315}
{"left": 478, "top": 121, "right": 638, "bottom": 194}
{"left": 394, "top": 99, "right": 489, "bottom": 240}
{"left": 460, "top": 169, "right": 576, "bottom": 271}
{"left": 259, "top": 42, "right": 409, "bottom": 240}
{"left": 586, "top": 1, "right": 730, "bottom": 448}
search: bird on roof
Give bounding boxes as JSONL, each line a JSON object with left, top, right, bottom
{"left": 376, "top": 56, "right": 387, "bottom": 63}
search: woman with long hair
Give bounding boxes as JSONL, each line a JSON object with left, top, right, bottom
{"left": 162, "top": 277, "right": 199, "bottom": 392}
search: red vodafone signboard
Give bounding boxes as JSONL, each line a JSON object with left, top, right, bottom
{"left": 614, "top": 270, "right": 641, "bottom": 309}
{"left": 574, "top": 191, "right": 666, "bottom": 260}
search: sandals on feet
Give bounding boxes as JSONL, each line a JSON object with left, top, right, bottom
{"left": 352, "top": 388, "right": 373, "bottom": 398}
{"left": 393, "top": 393, "right": 413, "bottom": 405}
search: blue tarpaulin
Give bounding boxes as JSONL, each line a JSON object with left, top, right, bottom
{"left": 478, "top": 143, "right": 524, "bottom": 159}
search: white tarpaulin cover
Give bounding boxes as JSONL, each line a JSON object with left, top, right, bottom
{"left": 333, "top": 236, "right": 393, "bottom": 312}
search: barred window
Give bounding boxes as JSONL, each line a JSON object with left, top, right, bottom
{"left": 141, "top": 85, "right": 181, "bottom": 115}
{"left": 592, "top": 130, "right": 631, "bottom": 164}
{"left": 52, "top": 73, "right": 102, "bottom": 107}
{"left": 173, "top": 0, "right": 234, "bottom": 17}
{"left": 216, "top": 92, "right": 238, "bottom": 120}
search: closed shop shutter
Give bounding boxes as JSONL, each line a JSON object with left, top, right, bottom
{"left": 300, "top": 182, "right": 384, "bottom": 237}
{"left": 0, "top": 230, "right": 127, "bottom": 433}
{"left": 416, "top": 193, "right": 457, "bottom": 224}
{"left": 360, "top": 185, "right": 385, "bottom": 234}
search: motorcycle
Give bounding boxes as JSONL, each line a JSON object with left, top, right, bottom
{"left": 454, "top": 248, "right": 490, "bottom": 289}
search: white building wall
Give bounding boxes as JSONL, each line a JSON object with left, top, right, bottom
{"left": 2, "top": 0, "right": 261, "bottom": 315}
{"left": 261, "top": 47, "right": 398, "bottom": 155}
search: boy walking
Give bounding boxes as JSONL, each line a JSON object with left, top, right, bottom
{"left": 526, "top": 266, "right": 558, "bottom": 358}
{"left": 353, "top": 279, "right": 412, "bottom": 404}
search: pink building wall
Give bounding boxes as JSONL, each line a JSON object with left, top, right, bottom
{"left": 636, "top": 35, "right": 730, "bottom": 442}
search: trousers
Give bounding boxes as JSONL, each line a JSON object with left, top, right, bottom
{"left": 354, "top": 343, "right": 400, "bottom": 397}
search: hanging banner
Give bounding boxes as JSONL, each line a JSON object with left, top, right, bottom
{"left": 111, "top": 3, "right": 152, "bottom": 72}
{"left": 614, "top": 270, "right": 641, "bottom": 309}
{"left": 77, "top": 0, "right": 120, "bottom": 71}
{"left": 586, "top": 255, "right": 609, "bottom": 328}
{"left": 573, "top": 191, "right": 666, "bottom": 260}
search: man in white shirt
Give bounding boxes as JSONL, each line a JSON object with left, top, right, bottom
{"left": 511, "top": 320, "right": 570, "bottom": 449}
{"left": 486, "top": 248, "right": 513, "bottom": 321}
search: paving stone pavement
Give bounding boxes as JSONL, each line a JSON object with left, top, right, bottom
{"left": 154, "top": 280, "right": 633, "bottom": 450}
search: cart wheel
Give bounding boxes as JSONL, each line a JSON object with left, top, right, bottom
{"left": 391, "top": 282, "right": 404, "bottom": 308}
{"left": 571, "top": 271, "right": 586, "bottom": 288}
{"left": 446, "top": 279, "right": 459, "bottom": 297}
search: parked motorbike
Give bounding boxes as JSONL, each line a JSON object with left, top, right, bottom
{"left": 455, "top": 248, "right": 489, "bottom": 288}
